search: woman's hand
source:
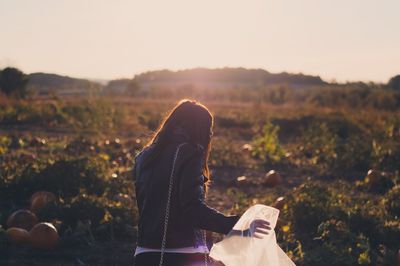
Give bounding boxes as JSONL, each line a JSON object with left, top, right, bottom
{"left": 228, "top": 219, "right": 272, "bottom": 238}
{"left": 244, "top": 219, "right": 271, "bottom": 238}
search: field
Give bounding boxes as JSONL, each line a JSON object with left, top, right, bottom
{"left": 1, "top": 91, "right": 399, "bottom": 265}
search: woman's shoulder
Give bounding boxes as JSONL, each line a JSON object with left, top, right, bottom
{"left": 134, "top": 144, "right": 156, "bottom": 164}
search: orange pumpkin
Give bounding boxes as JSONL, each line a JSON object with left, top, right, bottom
{"left": 6, "top": 227, "right": 30, "bottom": 245}
{"left": 263, "top": 170, "right": 282, "bottom": 187}
{"left": 236, "top": 175, "right": 251, "bottom": 186}
{"left": 241, "top": 144, "right": 253, "bottom": 152}
{"left": 273, "top": 196, "right": 286, "bottom": 210}
{"left": 30, "top": 191, "right": 56, "bottom": 213}
{"left": 6, "top": 210, "right": 38, "bottom": 231}
{"left": 365, "top": 169, "right": 380, "bottom": 183}
{"left": 29, "top": 222, "right": 59, "bottom": 249}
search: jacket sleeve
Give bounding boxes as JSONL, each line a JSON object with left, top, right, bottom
{"left": 178, "top": 147, "right": 240, "bottom": 235}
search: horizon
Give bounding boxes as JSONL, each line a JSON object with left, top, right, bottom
{"left": 7, "top": 66, "right": 393, "bottom": 85}
{"left": 1, "top": 0, "right": 399, "bottom": 83}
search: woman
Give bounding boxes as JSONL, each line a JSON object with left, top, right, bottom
{"left": 133, "top": 99, "right": 271, "bottom": 266}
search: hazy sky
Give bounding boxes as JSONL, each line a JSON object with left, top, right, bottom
{"left": 1, "top": 0, "right": 399, "bottom": 82}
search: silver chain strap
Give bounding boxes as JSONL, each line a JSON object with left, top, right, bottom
{"left": 159, "top": 142, "right": 185, "bottom": 266}
{"left": 202, "top": 229, "right": 209, "bottom": 266}
{"left": 159, "top": 142, "right": 209, "bottom": 266}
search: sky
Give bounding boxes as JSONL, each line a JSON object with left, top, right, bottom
{"left": 0, "top": 0, "right": 399, "bottom": 83}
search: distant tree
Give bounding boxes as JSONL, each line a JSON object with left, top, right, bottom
{"left": 388, "top": 75, "right": 400, "bottom": 90}
{"left": 0, "top": 67, "right": 28, "bottom": 98}
{"left": 125, "top": 79, "right": 140, "bottom": 96}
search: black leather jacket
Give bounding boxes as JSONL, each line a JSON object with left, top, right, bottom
{"left": 133, "top": 132, "right": 240, "bottom": 249}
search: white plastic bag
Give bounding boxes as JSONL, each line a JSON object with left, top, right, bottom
{"left": 209, "top": 204, "right": 295, "bottom": 266}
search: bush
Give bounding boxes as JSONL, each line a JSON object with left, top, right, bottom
{"left": 311, "top": 230, "right": 373, "bottom": 266}
{"left": 296, "top": 116, "right": 400, "bottom": 176}
{"left": 63, "top": 195, "right": 106, "bottom": 230}
{"left": 299, "top": 122, "right": 338, "bottom": 172}
{"left": 0, "top": 67, "right": 28, "bottom": 98}
{"left": 10, "top": 157, "right": 108, "bottom": 201}
{"left": 275, "top": 179, "right": 399, "bottom": 265}
{"left": 334, "top": 135, "right": 372, "bottom": 173}
{"left": 0, "top": 99, "right": 124, "bottom": 131}
{"left": 252, "top": 122, "right": 285, "bottom": 164}
{"left": 371, "top": 138, "right": 400, "bottom": 172}
{"left": 0, "top": 136, "right": 11, "bottom": 155}
{"left": 384, "top": 186, "right": 400, "bottom": 217}
{"left": 137, "top": 110, "right": 161, "bottom": 131}
{"left": 388, "top": 75, "right": 400, "bottom": 90}
{"left": 379, "top": 220, "right": 400, "bottom": 251}
{"left": 214, "top": 115, "right": 252, "bottom": 128}
{"left": 288, "top": 182, "right": 332, "bottom": 243}
{"left": 362, "top": 172, "right": 395, "bottom": 194}
{"left": 209, "top": 138, "right": 248, "bottom": 168}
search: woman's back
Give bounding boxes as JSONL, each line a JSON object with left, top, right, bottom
{"left": 134, "top": 131, "right": 210, "bottom": 249}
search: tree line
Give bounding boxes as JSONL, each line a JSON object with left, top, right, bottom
{"left": 1, "top": 67, "right": 399, "bottom": 99}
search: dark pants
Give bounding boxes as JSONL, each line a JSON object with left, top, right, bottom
{"left": 133, "top": 252, "right": 215, "bottom": 266}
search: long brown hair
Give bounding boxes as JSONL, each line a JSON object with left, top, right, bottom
{"left": 139, "top": 99, "right": 213, "bottom": 189}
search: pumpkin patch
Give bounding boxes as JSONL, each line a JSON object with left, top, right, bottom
{"left": 6, "top": 210, "right": 38, "bottom": 231}
{"left": 263, "top": 170, "right": 283, "bottom": 187}
{"left": 30, "top": 191, "right": 57, "bottom": 213}
{"left": 29, "top": 222, "right": 59, "bottom": 249}
{"left": 6, "top": 227, "right": 30, "bottom": 245}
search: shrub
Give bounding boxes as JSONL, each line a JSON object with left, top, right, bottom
{"left": 63, "top": 195, "right": 106, "bottom": 230}
{"left": 379, "top": 220, "right": 400, "bottom": 251}
{"left": 384, "top": 186, "right": 400, "bottom": 217}
{"left": 209, "top": 138, "right": 248, "bottom": 168}
{"left": 214, "top": 115, "right": 252, "bottom": 128}
{"left": 371, "top": 138, "right": 400, "bottom": 172}
{"left": 252, "top": 122, "right": 285, "bottom": 164}
{"left": 138, "top": 110, "right": 161, "bottom": 131}
{"left": 0, "top": 99, "right": 124, "bottom": 131}
{"left": 287, "top": 182, "right": 333, "bottom": 243}
{"left": 0, "top": 136, "right": 10, "bottom": 155}
{"left": 363, "top": 172, "right": 395, "bottom": 194}
{"left": 0, "top": 67, "right": 28, "bottom": 98}
{"left": 10, "top": 157, "right": 108, "bottom": 201}
{"left": 334, "top": 135, "right": 371, "bottom": 173}
{"left": 306, "top": 219, "right": 361, "bottom": 266}
{"left": 388, "top": 75, "right": 400, "bottom": 90}
{"left": 299, "top": 122, "right": 337, "bottom": 172}
{"left": 277, "top": 179, "right": 400, "bottom": 265}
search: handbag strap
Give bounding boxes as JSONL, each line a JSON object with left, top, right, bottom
{"left": 159, "top": 142, "right": 209, "bottom": 266}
